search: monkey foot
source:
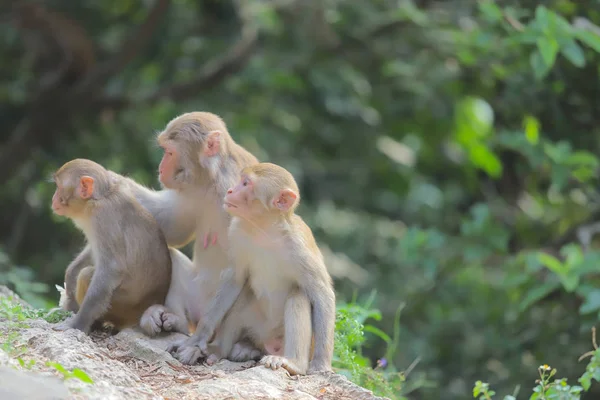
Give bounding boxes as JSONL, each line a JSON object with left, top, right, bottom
{"left": 205, "top": 353, "right": 220, "bottom": 365}
{"left": 307, "top": 360, "right": 333, "bottom": 375}
{"left": 139, "top": 305, "right": 166, "bottom": 336}
{"left": 229, "top": 342, "right": 263, "bottom": 362}
{"left": 175, "top": 345, "right": 206, "bottom": 365}
{"left": 259, "top": 355, "right": 305, "bottom": 376}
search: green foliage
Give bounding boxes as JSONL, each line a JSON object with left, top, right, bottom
{"left": 5, "top": 0, "right": 600, "bottom": 398}
{"left": 46, "top": 361, "right": 94, "bottom": 384}
{"left": 333, "top": 294, "right": 407, "bottom": 399}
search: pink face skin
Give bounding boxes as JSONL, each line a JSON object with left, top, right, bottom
{"left": 51, "top": 187, "right": 67, "bottom": 216}
{"left": 50, "top": 176, "right": 94, "bottom": 217}
{"left": 158, "top": 143, "right": 179, "bottom": 188}
{"left": 223, "top": 175, "right": 255, "bottom": 219}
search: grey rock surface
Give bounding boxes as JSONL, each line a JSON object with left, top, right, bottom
{"left": 0, "top": 288, "right": 388, "bottom": 400}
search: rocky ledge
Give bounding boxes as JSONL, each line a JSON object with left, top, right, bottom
{"left": 0, "top": 289, "right": 387, "bottom": 400}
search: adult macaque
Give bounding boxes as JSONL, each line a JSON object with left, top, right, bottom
{"left": 51, "top": 159, "right": 171, "bottom": 333}
{"left": 150, "top": 111, "right": 271, "bottom": 363}
{"left": 12, "top": 2, "right": 96, "bottom": 88}
{"left": 188, "top": 163, "right": 336, "bottom": 375}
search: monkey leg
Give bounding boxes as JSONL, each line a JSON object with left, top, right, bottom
{"left": 260, "top": 290, "right": 312, "bottom": 375}
{"left": 75, "top": 266, "right": 95, "bottom": 306}
{"left": 75, "top": 266, "right": 145, "bottom": 331}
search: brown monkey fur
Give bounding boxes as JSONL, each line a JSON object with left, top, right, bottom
{"left": 51, "top": 159, "right": 171, "bottom": 333}
{"left": 193, "top": 162, "right": 336, "bottom": 375}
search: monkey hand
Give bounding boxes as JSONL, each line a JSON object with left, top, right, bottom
{"left": 52, "top": 321, "right": 75, "bottom": 332}
{"left": 175, "top": 344, "right": 206, "bottom": 365}
{"left": 307, "top": 360, "right": 333, "bottom": 375}
{"left": 52, "top": 317, "right": 88, "bottom": 334}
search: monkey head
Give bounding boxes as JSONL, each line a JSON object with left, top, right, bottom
{"left": 156, "top": 112, "right": 228, "bottom": 190}
{"left": 224, "top": 163, "right": 300, "bottom": 221}
{"left": 51, "top": 159, "right": 110, "bottom": 218}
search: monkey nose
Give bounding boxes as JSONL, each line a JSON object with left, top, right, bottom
{"left": 227, "top": 188, "right": 233, "bottom": 194}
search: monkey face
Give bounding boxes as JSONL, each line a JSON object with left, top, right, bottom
{"left": 51, "top": 172, "right": 94, "bottom": 217}
{"left": 223, "top": 175, "right": 259, "bottom": 218}
{"left": 158, "top": 143, "right": 180, "bottom": 189}
{"left": 51, "top": 185, "right": 69, "bottom": 216}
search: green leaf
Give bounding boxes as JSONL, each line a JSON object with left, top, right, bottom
{"left": 469, "top": 144, "right": 503, "bottom": 178}
{"left": 519, "top": 281, "right": 560, "bottom": 312}
{"left": 579, "top": 290, "right": 600, "bottom": 314}
{"left": 537, "top": 253, "right": 566, "bottom": 275}
{"left": 523, "top": 115, "right": 540, "bottom": 144}
{"left": 478, "top": 0, "right": 503, "bottom": 23}
{"left": 537, "top": 37, "right": 559, "bottom": 67}
{"left": 71, "top": 368, "right": 94, "bottom": 384}
{"left": 579, "top": 373, "right": 592, "bottom": 391}
{"left": 530, "top": 51, "right": 553, "bottom": 80}
{"left": 561, "top": 39, "right": 586, "bottom": 67}
{"left": 565, "top": 151, "right": 600, "bottom": 168}
{"left": 363, "top": 325, "right": 392, "bottom": 343}
{"left": 576, "top": 29, "right": 600, "bottom": 53}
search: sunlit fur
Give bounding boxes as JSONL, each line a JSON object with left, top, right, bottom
{"left": 132, "top": 111, "right": 267, "bottom": 364}
{"left": 204, "top": 162, "right": 336, "bottom": 375}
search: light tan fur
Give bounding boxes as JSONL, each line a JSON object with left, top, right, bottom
{"left": 51, "top": 159, "right": 172, "bottom": 334}
{"left": 129, "top": 111, "right": 263, "bottom": 363}
{"left": 193, "top": 163, "right": 336, "bottom": 375}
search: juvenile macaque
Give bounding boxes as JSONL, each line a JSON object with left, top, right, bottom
{"left": 51, "top": 159, "right": 171, "bottom": 333}
{"left": 189, "top": 163, "right": 336, "bottom": 375}
{"left": 12, "top": 2, "right": 96, "bottom": 88}
{"left": 61, "top": 173, "right": 197, "bottom": 336}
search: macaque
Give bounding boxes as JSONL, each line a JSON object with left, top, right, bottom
{"left": 61, "top": 171, "right": 197, "bottom": 336}
{"left": 12, "top": 2, "right": 96, "bottom": 88}
{"left": 188, "top": 163, "right": 336, "bottom": 375}
{"left": 51, "top": 159, "right": 172, "bottom": 333}
{"left": 144, "top": 111, "right": 272, "bottom": 363}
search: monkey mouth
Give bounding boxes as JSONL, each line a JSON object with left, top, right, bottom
{"left": 224, "top": 202, "right": 237, "bottom": 208}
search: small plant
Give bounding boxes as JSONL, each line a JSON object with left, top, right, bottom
{"left": 46, "top": 361, "right": 94, "bottom": 384}
{"left": 473, "top": 328, "right": 600, "bottom": 399}
{"left": 17, "top": 358, "right": 35, "bottom": 370}
{"left": 333, "top": 291, "right": 408, "bottom": 400}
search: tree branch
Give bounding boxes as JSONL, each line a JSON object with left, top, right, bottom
{"left": 142, "top": 26, "right": 259, "bottom": 103}
{"left": 78, "top": 0, "right": 171, "bottom": 90}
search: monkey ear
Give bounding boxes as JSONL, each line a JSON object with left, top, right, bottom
{"left": 78, "top": 176, "right": 95, "bottom": 199}
{"left": 204, "top": 130, "right": 221, "bottom": 157}
{"left": 273, "top": 189, "right": 298, "bottom": 212}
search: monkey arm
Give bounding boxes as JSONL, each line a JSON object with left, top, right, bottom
{"left": 123, "top": 178, "right": 196, "bottom": 247}
{"left": 300, "top": 258, "right": 336, "bottom": 374}
{"left": 68, "top": 259, "right": 123, "bottom": 333}
{"left": 64, "top": 244, "right": 92, "bottom": 312}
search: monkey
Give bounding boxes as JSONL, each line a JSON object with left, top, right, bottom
{"left": 60, "top": 171, "right": 197, "bottom": 336}
{"left": 145, "top": 111, "right": 281, "bottom": 363}
{"left": 183, "top": 162, "right": 336, "bottom": 375}
{"left": 12, "top": 2, "right": 96, "bottom": 88}
{"left": 50, "top": 159, "right": 172, "bottom": 334}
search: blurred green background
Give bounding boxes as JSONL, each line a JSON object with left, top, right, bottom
{"left": 4, "top": 0, "right": 600, "bottom": 398}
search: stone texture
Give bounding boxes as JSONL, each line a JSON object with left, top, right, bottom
{"left": 0, "top": 288, "right": 388, "bottom": 400}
